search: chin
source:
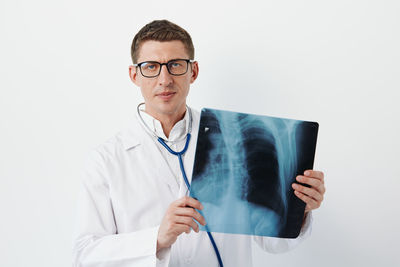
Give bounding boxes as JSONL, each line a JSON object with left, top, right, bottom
{"left": 158, "top": 102, "right": 185, "bottom": 115}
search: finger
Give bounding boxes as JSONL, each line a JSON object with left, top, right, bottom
{"left": 294, "top": 190, "right": 320, "bottom": 209}
{"left": 174, "top": 216, "right": 200, "bottom": 233}
{"left": 296, "top": 176, "right": 326, "bottom": 194}
{"left": 173, "top": 223, "right": 192, "bottom": 235}
{"left": 292, "top": 183, "right": 323, "bottom": 202}
{"left": 304, "top": 170, "right": 324, "bottom": 181}
{"left": 175, "top": 196, "right": 203, "bottom": 210}
{"left": 175, "top": 207, "right": 206, "bottom": 226}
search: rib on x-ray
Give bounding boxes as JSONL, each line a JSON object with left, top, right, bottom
{"left": 190, "top": 108, "right": 319, "bottom": 238}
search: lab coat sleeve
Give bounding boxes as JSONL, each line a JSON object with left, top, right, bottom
{"left": 252, "top": 211, "right": 313, "bottom": 253}
{"left": 72, "top": 149, "right": 171, "bottom": 267}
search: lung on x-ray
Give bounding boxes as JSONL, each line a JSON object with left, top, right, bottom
{"left": 189, "top": 108, "right": 319, "bottom": 238}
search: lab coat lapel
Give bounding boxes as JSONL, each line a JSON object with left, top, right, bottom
{"left": 121, "top": 115, "right": 180, "bottom": 196}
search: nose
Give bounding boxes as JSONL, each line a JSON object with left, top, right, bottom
{"left": 158, "top": 64, "right": 173, "bottom": 87}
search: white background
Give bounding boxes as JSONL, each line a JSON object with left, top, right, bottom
{"left": 1, "top": 0, "right": 399, "bottom": 266}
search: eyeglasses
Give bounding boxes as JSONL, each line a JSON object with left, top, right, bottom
{"left": 133, "top": 59, "right": 195, "bottom": 78}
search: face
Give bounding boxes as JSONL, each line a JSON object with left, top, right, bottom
{"left": 129, "top": 40, "right": 199, "bottom": 120}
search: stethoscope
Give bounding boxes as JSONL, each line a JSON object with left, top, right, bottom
{"left": 136, "top": 103, "right": 224, "bottom": 267}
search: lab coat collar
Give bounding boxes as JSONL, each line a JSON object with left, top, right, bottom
{"left": 119, "top": 113, "right": 181, "bottom": 195}
{"left": 120, "top": 114, "right": 145, "bottom": 150}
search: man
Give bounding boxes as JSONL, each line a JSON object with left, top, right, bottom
{"left": 73, "top": 19, "right": 325, "bottom": 267}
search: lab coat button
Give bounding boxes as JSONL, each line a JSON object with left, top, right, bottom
{"left": 184, "top": 258, "right": 192, "bottom": 264}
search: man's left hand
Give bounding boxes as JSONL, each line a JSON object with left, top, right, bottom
{"left": 292, "top": 170, "right": 325, "bottom": 213}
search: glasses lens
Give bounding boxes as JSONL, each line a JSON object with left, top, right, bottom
{"left": 167, "top": 60, "right": 188, "bottom": 75}
{"left": 140, "top": 62, "right": 161, "bottom": 77}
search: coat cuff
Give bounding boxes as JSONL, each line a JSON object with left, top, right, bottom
{"left": 155, "top": 225, "right": 171, "bottom": 267}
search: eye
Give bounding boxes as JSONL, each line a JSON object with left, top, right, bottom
{"left": 147, "top": 64, "right": 156, "bottom": 70}
{"left": 170, "top": 61, "right": 182, "bottom": 68}
{"left": 142, "top": 62, "right": 158, "bottom": 71}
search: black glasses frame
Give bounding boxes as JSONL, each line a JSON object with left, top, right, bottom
{"left": 133, "top": 59, "right": 195, "bottom": 78}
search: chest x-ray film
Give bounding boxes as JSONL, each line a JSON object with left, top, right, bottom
{"left": 189, "top": 108, "right": 319, "bottom": 238}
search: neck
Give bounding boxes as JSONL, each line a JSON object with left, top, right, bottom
{"left": 145, "top": 105, "right": 187, "bottom": 138}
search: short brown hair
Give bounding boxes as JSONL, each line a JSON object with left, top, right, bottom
{"left": 130, "top": 20, "right": 195, "bottom": 64}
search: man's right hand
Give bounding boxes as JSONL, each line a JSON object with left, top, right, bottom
{"left": 157, "top": 196, "right": 206, "bottom": 252}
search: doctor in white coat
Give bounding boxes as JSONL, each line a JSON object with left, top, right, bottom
{"left": 72, "top": 19, "right": 326, "bottom": 267}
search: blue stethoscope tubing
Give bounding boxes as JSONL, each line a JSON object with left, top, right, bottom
{"left": 158, "top": 134, "right": 224, "bottom": 267}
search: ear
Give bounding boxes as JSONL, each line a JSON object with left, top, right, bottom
{"left": 129, "top": 65, "right": 140, "bottom": 87}
{"left": 190, "top": 61, "right": 199, "bottom": 84}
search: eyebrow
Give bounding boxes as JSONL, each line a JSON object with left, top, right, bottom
{"left": 139, "top": 58, "right": 189, "bottom": 63}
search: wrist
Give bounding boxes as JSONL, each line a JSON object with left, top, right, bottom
{"left": 156, "top": 239, "right": 163, "bottom": 253}
{"left": 302, "top": 211, "right": 309, "bottom": 228}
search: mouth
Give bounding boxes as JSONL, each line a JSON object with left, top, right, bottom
{"left": 156, "top": 91, "right": 176, "bottom": 100}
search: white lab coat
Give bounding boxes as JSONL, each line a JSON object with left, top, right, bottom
{"left": 72, "top": 107, "right": 312, "bottom": 267}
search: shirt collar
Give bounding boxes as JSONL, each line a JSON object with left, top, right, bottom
{"left": 138, "top": 105, "right": 190, "bottom": 142}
